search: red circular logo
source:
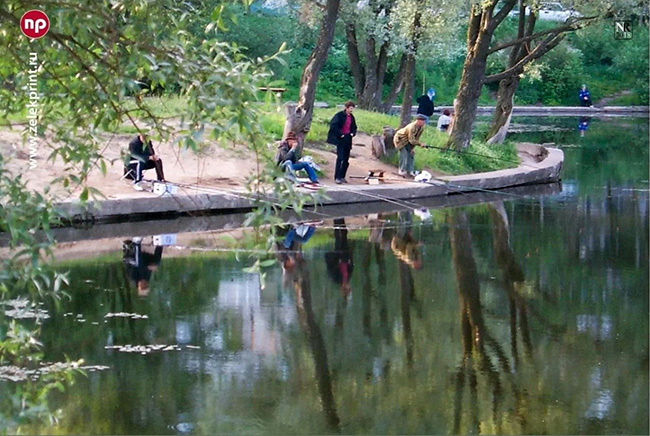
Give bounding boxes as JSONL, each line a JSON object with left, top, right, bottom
{"left": 20, "top": 10, "right": 50, "bottom": 39}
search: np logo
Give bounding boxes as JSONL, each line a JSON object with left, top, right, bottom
{"left": 20, "top": 10, "right": 50, "bottom": 39}
{"left": 614, "top": 21, "right": 632, "bottom": 40}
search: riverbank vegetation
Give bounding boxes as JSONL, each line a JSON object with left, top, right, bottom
{"left": 219, "top": 4, "right": 648, "bottom": 107}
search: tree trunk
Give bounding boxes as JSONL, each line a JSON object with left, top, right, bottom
{"left": 486, "top": 75, "right": 519, "bottom": 144}
{"left": 283, "top": 0, "right": 341, "bottom": 140}
{"left": 345, "top": 2, "right": 406, "bottom": 113}
{"left": 379, "top": 53, "right": 408, "bottom": 113}
{"left": 345, "top": 23, "right": 365, "bottom": 100}
{"left": 293, "top": 256, "right": 341, "bottom": 432}
{"left": 398, "top": 3, "right": 422, "bottom": 127}
{"left": 399, "top": 53, "right": 417, "bottom": 128}
{"left": 447, "top": 1, "right": 518, "bottom": 151}
{"left": 448, "top": 210, "right": 486, "bottom": 353}
{"left": 447, "top": 50, "right": 487, "bottom": 150}
{"left": 383, "top": 126, "right": 396, "bottom": 154}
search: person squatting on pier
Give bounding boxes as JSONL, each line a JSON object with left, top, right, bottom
{"left": 327, "top": 100, "right": 358, "bottom": 184}
{"left": 394, "top": 114, "right": 427, "bottom": 178}
{"left": 126, "top": 134, "right": 165, "bottom": 191}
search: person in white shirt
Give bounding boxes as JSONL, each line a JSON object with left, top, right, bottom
{"left": 437, "top": 109, "right": 452, "bottom": 132}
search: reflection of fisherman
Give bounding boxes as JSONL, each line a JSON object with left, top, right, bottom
{"left": 577, "top": 116, "right": 591, "bottom": 137}
{"left": 325, "top": 218, "right": 354, "bottom": 299}
{"left": 390, "top": 211, "right": 422, "bottom": 270}
{"left": 276, "top": 223, "right": 318, "bottom": 289}
{"left": 123, "top": 238, "right": 163, "bottom": 297}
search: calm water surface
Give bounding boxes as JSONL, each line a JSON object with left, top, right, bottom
{"left": 33, "top": 117, "right": 650, "bottom": 434}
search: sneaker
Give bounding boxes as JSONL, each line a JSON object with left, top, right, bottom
{"left": 342, "top": 178, "right": 348, "bottom": 184}
{"left": 133, "top": 182, "right": 144, "bottom": 191}
{"left": 409, "top": 171, "right": 417, "bottom": 177}
{"left": 335, "top": 179, "right": 343, "bottom": 184}
{"left": 398, "top": 170, "right": 407, "bottom": 177}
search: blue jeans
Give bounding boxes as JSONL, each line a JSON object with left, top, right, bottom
{"left": 291, "top": 161, "right": 318, "bottom": 182}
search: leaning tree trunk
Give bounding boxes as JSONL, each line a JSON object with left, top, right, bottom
{"left": 447, "top": 1, "right": 518, "bottom": 151}
{"left": 283, "top": 0, "right": 341, "bottom": 145}
{"left": 486, "top": 75, "right": 519, "bottom": 144}
{"left": 448, "top": 52, "right": 488, "bottom": 150}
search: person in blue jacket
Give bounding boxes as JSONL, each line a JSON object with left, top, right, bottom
{"left": 579, "top": 84, "right": 592, "bottom": 107}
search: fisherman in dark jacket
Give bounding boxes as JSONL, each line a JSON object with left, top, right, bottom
{"left": 416, "top": 88, "right": 435, "bottom": 123}
{"left": 126, "top": 134, "right": 165, "bottom": 190}
{"left": 327, "top": 101, "right": 357, "bottom": 184}
{"left": 123, "top": 238, "right": 163, "bottom": 297}
{"left": 276, "top": 131, "right": 319, "bottom": 183}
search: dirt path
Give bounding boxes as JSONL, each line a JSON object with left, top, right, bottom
{"left": 596, "top": 90, "right": 633, "bottom": 107}
{"left": 0, "top": 128, "right": 403, "bottom": 200}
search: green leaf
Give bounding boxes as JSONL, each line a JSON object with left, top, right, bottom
{"left": 79, "top": 187, "right": 88, "bottom": 202}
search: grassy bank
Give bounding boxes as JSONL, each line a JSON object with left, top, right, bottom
{"left": 260, "top": 107, "right": 519, "bottom": 175}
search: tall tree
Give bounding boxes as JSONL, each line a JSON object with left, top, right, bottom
{"left": 399, "top": 4, "right": 423, "bottom": 127}
{"left": 449, "top": 0, "right": 627, "bottom": 150}
{"left": 484, "top": 1, "right": 597, "bottom": 144}
{"left": 344, "top": 0, "right": 408, "bottom": 112}
{"left": 283, "top": 0, "right": 341, "bottom": 145}
{"left": 446, "top": 0, "right": 519, "bottom": 151}
{"left": 345, "top": 0, "right": 463, "bottom": 119}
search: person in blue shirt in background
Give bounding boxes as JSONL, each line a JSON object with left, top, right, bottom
{"left": 577, "top": 116, "right": 591, "bottom": 137}
{"left": 579, "top": 84, "right": 593, "bottom": 107}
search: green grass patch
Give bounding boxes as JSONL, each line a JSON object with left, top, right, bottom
{"left": 381, "top": 138, "right": 519, "bottom": 176}
{"left": 604, "top": 93, "right": 646, "bottom": 106}
{"left": 260, "top": 107, "right": 519, "bottom": 175}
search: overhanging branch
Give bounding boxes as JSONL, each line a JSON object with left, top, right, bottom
{"left": 484, "top": 33, "right": 565, "bottom": 83}
{"left": 487, "top": 15, "right": 598, "bottom": 55}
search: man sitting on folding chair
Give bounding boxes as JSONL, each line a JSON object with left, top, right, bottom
{"left": 275, "top": 131, "right": 320, "bottom": 185}
{"left": 124, "top": 134, "right": 166, "bottom": 191}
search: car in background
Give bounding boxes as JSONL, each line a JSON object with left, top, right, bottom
{"left": 509, "top": 2, "right": 583, "bottom": 21}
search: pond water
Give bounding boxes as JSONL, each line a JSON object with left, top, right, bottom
{"left": 24, "top": 117, "right": 650, "bottom": 434}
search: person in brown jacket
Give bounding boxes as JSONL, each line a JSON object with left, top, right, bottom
{"left": 394, "top": 114, "right": 427, "bottom": 177}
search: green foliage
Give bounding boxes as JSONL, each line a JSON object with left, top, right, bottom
{"left": 0, "top": 0, "right": 309, "bottom": 432}
{"left": 538, "top": 43, "right": 586, "bottom": 105}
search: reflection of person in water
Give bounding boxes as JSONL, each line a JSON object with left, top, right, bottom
{"left": 390, "top": 212, "right": 422, "bottom": 270}
{"left": 123, "top": 238, "right": 163, "bottom": 297}
{"left": 325, "top": 218, "right": 354, "bottom": 299}
{"left": 577, "top": 116, "right": 591, "bottom": 137}
{"left": 276, "top": 222, "right": 318, "bottom": 289}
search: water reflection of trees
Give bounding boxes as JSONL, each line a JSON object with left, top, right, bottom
{"left": 293, "top": 244, "right": 341, "bottom": 432}
{"left": 30, "top": 199, "right": 648, "bottom": 433}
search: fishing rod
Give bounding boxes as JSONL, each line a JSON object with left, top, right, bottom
{"left": 330, "top": 183, "right": 431, "bottom": 210}
{"left": 168, "top": 179, "right": 332, "bottom": 219}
